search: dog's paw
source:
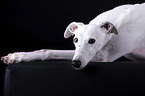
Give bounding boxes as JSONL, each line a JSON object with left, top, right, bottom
{"left": 1, "top": 52, "right": 25, "bottom": 64}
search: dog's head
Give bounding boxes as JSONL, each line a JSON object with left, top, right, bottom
{"left": 64, "top": 22, "right": 118, "bottom": 70}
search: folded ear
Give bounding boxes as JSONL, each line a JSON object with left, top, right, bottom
{"left": 64, "top": 22, "right": 84, "bottom": 38}
{"left": 101, "top": 22, "right": 118, "bottom": 35}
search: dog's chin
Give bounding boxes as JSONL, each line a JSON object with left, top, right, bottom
{"left": 72, "top": 66, "right": 83, "bottom": 70}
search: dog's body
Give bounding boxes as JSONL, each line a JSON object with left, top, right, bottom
{"left": 89, "top": 3, "right": 145, "bottom": 61}
{"left": 2, "top": 3, "right": 145, "bottom": 70}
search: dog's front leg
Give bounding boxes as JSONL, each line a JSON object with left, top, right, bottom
{"left": 1, "top": 49, "right": 75, "bottom": 64}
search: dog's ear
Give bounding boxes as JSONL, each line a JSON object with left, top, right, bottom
{"left": 64, "top": 22, "right": 84, "bottom": 38}
{"left": 101, "top": 22, "right": 118, "bottom": 35}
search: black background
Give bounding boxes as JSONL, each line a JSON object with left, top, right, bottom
{"left": 0, "top": 0, "right": 145, "bottom": 96}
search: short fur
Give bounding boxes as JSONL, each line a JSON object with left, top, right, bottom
{"left": 2, "top": 3, "right": 145, "bottom": 70}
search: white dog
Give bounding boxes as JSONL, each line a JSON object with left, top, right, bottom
{"left": 2, "top": 3, "right": 145, "bottom": 70}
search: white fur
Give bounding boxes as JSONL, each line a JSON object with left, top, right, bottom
{"left": 2, "top": 3, "right": 145, "bottom": 70}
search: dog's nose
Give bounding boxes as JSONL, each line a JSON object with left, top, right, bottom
{"left": 72, "top": 60, "right": 81, "bottom": 68}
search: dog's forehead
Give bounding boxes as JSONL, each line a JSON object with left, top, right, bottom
{"left": 84, "top": 24, "right": 102, "bottom": 36}
{"left": 75, "top": 25, "right": 88, "bottom": 37}
{"left": 87, "top": 24, "right": 101, "bottom": 32}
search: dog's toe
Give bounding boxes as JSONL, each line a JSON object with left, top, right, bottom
{"left": 1, "top": 53, "right": 23, "bottom": 64}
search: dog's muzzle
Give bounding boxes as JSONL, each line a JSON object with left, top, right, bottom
{"left": 72, "top": 60, "right": 81, "bottom": 69}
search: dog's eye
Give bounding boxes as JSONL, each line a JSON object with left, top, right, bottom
{"left": 73, "top": 38, "right": 78, "bottom": 43}
{"left": 88, "top": 39, "right": 96, "bottom": 44}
